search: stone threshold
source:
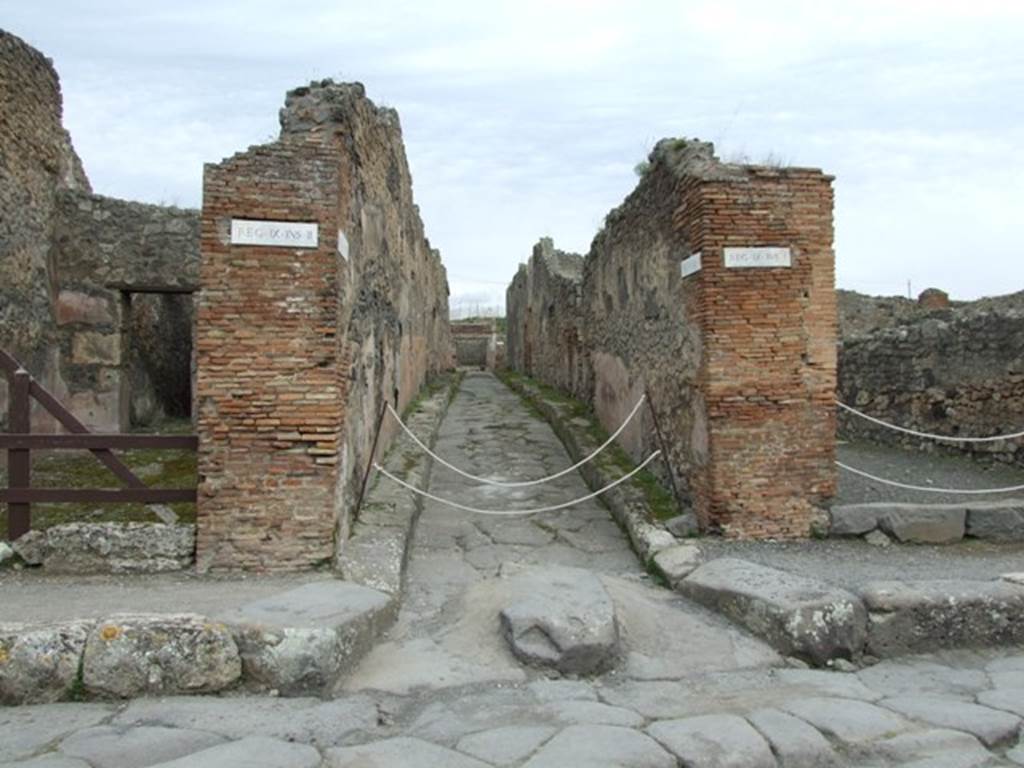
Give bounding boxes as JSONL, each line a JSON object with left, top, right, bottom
{"left": 0, "top": 375, "right": 461, "bottom": 707}
{"left": 498, "top": 371, "right": 678, "bottom": 566}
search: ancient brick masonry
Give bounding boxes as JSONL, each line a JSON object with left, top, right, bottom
{"left": 508, "top": 140, "right": 837, "bottom": 538}
{"left": 197, "top": 81, "right": 451, "bottom": 571}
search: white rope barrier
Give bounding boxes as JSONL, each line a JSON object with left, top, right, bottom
{"left": 836, "top": 401, "right": 1024, "bottom": 443}
{"left": 386, "top": 394, "right": 647, "bottom": 488}
{"left": 835, "top": 460, "right": 1024, "bottom": 495}
{"left": 373, "top": 450, "right": 661, "bottom": 516}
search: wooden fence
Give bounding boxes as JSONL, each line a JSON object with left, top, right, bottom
{"left": 0, "top": 349, "right": 197, "bottom": 540}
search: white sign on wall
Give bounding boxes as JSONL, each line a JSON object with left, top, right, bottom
{"left": 230, "top": 219, "right": 319, "bottom": 248}
{"left": 723, "top": 247, "right": 791, "bottom": 269}
{"left": 680, "top": 252, "right": 702, "bottom": 278}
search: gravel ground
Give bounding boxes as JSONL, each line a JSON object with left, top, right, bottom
{"left": 700, "top": 537, "right": 1024, "bottom": 589}
{"left": 836, "top": 439, "right": 1024, "bottom": 505}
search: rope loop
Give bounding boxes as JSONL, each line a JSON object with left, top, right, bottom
{"left": 836, "top": 401, "right": 1024, "bottom": 443}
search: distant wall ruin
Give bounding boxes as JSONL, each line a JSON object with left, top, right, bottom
{"left": 197, "top": 81, "right": 452, "bottom": 571}
{"left": 0, "top": 30, "right": 199, "bottom": 432}
{"left": 838, "top": 290, "right": 1024, "bottom": 466}
{"left": 451, "top": 320, "right": 499, "bottom": 368}
{"left": 508, "top": 140, "right": 837, "bottom": 538}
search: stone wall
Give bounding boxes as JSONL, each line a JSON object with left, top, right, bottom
{"left": 451, "top": 320, "right": 497, "bottom": 368}
{"left": 507, "top": 140, "right": 837, "bottom": 538}
{"left": 0, "top": 29, "right": 90, "bottom": 427}
{"left": 197, "top": 81, "right": 451, "bottom": 571}
{"left": 0, "top": 30, "right": 199, "bottom": 431}
{"left": 506, "top": 239, "right": 587, "bottom": 396}
{"left": 838, "top": 301, "right": 1024, "bottom": 465}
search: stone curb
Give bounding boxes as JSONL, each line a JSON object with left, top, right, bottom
{"left": 674, "top": 557, "right": 1024, "bottom": 666}
{"left": 830, "top": 499, "right": 1024, "bottom": 543}
{"left": 337, "top": 373, "right": 461, "bottom": 595}
{"left": 10, "top": 523, "right": 196, "bottom": 573}
{"left": 499, "top": 373, "right": 678, "bottom": 566}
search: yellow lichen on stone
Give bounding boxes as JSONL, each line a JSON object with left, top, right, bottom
{"left": 0, "top": 647, "right": 9, "bottom": 664}
{"left": 100, "top": 625, "right": 121, "bottom": 641}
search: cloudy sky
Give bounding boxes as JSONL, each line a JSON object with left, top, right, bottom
{"left": 5, "top": 1, "right": 1023, "bottom": 312}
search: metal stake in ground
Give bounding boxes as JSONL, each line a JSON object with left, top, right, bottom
{"left": 353, "top": 401, "right": 390, "bottom": 522}
{"left": 645, "top": 386, "right": 686, "bottom": 516}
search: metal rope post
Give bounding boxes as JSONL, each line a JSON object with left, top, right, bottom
{"left": 353, "top": 400, "right": 390, "bottom": 522}
{"left": 645, "top": 385, "right": 686, "bottom": 515}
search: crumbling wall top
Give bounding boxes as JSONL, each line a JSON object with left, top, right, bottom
{"left": 279, "top": 79, "right": 401, "bottom": 136}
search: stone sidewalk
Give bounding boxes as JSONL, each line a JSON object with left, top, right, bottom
{"left": 2, "top": 372, "right": 1024, "bottom": 766}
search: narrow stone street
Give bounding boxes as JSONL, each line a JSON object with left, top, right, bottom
{"left": 2, "top": 373, "right": 1024, "bottom": 767}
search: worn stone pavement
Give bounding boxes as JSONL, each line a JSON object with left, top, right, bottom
{"left": 3, "top": 373, "right": 1024, "bottom": 766}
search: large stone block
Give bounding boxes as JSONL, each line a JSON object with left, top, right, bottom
{"left": 879, "top": 506, "right": 965, "bottom": 544}
{"left": 82, "top": 613, "right": 241, "bottom": 697}
{"left": 13, "top": 523, "right": 195, "bottom": 573}
{"left": 71, "top": 332, "right": 120, "bottom": 365}
{"left": 220, "top": 580, "right": 396, "bottom": 695}
{"left": 966, "top": 500, "right": 1024, "bottom": 540}
{"left": 56, "top": 291, "right": 113, "bottom": 326}
{"left": 499, "top": 565, "right": 620, "bottom": 675}
{"left": 0, "top": 621, "right": 92, "bottom": 705}
{"left": 678, "top": 558, "right": 867, "bottom": 665}
{"left": 828, "top": 504, "right": 881, "bottom": 536}
{"left": 861, "top": 579, "right": 1024, "bottom": 657}
{"left": 646, "top": 714, "right": 776, "bottom": 768}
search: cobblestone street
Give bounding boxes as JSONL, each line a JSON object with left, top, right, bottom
{"left": 3, "top": 373, "right": 1023, "bottom": 767}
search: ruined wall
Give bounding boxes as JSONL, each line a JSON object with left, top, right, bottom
{"left": 0, "top": 30, "right": 90, "bottom": 426}
{"left": 505, "top": 238, "right": 588, "bottom": 396}
{"left": 838, "top": 305, "right": 1024, "bottom": 466}
{"left": 451, "top": 320, "right": 496, "bottom": 368}
{"left": 508, "top": 140, "right": 837, "bottom": 538}
{"left": 0, "top": 30, "right": 199, "bottom": 431}
{"left": 197, "top": 81, "right": 451, "bottom": 571}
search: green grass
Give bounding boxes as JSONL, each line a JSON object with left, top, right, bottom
{"left": 0, "top": 418, "right": 197, "bottom": 540}
{"left": 497, "top": 370, "right": 680, "bottom": 522}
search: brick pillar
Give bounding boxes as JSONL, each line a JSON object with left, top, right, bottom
{"left": 681, "top": 167, "right": 837, "bottom": 537}
{"left": 196, "top": 133, "right": 348, "bottom": 570}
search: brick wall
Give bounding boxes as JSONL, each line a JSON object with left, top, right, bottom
{"left": 507, "top": 139, "right": 837, "bottom": 538}
{"left": 197, "top": 81, "right": 451, "bottom": 571}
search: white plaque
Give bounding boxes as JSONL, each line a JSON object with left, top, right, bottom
{"left": 680, "top": 252, "right": 702, "bottom": 278}
{"left": 337, "top": 230, "right": 350, "bottom": 259}
{"left": 230, "top": 219, "right": 318, "bottom": 248}
{"left": 723, "top": 247, "right": 791, "bottom": 268}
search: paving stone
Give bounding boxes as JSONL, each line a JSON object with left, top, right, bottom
{"left": 651, "top": 544, "right": 702, "bottom": 587}
{"left": 860, "top": 580, "right": 1024, "bottom": 657}
{"left": 82, "top": 614, "right": 241, "bottom": 698}
{"left": 977, "top": 688, "right": 1024, "bottom": 717}
{"left": 0, "top": 621, "right": 92, "bottom": 705}
{"left": 486, "top": 522, "right": 554, "bottom": 546}
{"left": 646, "top": 714, "right": 776, "bottom": 767}
{"left": 59, "top": 725, "right": 226, "bottom": 767}
{"left": 987, "top": 654, "right": 1024, "bottom": 673}
{"left": 499, "top": 565, "right": 619, "bottom": 675}
{"left": 114, "top": 694, "right": 378, "bottom": 746}
{"left": 880, "top": 695, "right": 1021, "bottom": 746}
{"left": 869, "top": 728, "right": 994, "bottom": 768}
{"left": 557, "top": 527, "right": 627, "bottom": 553}
{"left": 965, "top": 501, "right": 1024, "bottom": 540}
{"left": 336, "top": 526, "right": 407, "bottom": 596}
{"left": 0, "top": 704, "right": 114, "bottom": 762}
{"left": 1009, "top": 733, "right": 1024, "bottom": 766}
{"left": 877, "top": 507, "right": 966, "bottom": 544}
{"left": 1004, "top": 573, "right": 1024, "bottom": 586}
{"left": 220, "top": 580, "right": 396, "bottom": 695}
{"left": 679, "top": 558, "right": 867, "bottom": 665}
{"left": 781, "top": 697, "right": 910, "bottom": 745}
{"left": 326, "top": 737, "right": 490, "bottom": 767}
{"left": 146, "top": 736, "right": 321, "bottom": 768}
{"left": 455, "top": 725, "right": 557, "bottom": 765}
{"left": 540, "top": 699, "right": 644, "bottom": 727}
{"left": 992, "top": 670, "right": 1024, "bottom": 688}
{"left": 747, "top": 707, "right": 838, "bottom": 767}
{"left": 522, "top": 725, "right": 675, "bottom": 768}
{"left": 598, "top": 680, "right": 696, "bottom": 719}
{"left": 527, "top": 679, "right": 597, "bottom": 702}
{"left": 0, "top": 757, "right": 92, "bottom": 768}
{"left": 829, "top": 505, "right": 881, "bottom": 536}
{"left": 774, "top": 668, "right": 882, "bottom": 701}
{"left": 857, "top": 658, "right": 990, "bottom": 699}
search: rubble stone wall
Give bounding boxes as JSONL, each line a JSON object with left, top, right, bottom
{"left": 197, "top": 81, "right": 451, "bottom": 571}
{"left": 451, "top": 320, "right": 497, "bottom": 368}
{"left": 838, "top": 305, "right": 1024, "bottom": 466}
{"left": 0, "top": 30, "right": 198, "bottom": 432}
{"left": 507, "top": 140, "right": 837, "bottom": 538}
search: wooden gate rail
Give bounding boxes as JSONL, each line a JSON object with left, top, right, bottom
{"left": 2, "top": 348, "right": 198, "bottom": 541}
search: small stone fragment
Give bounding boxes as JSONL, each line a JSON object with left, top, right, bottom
{"left": 665, "top": 513, "right": 699, "bottom": 538}
{"left": 864, "top": 529, "right": 891, "bottom": 547}
{"left": 651, "top": 544, "right": 702, "bottom": 587}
